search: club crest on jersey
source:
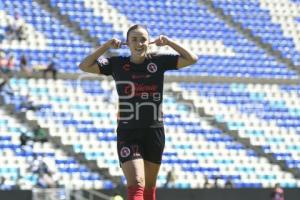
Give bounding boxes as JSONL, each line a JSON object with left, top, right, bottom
{"left": 98, "top": 58, "right": 109, "bottom": 66}
{"left": 147, "top": 63, "right": 157, "bottom": 73}
{"left": 120, "top": 147, "right": 131, "bottom": 158}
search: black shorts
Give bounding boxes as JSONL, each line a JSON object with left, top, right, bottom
{"left": 117, "top": 127, "right": 165, "bottom": 165}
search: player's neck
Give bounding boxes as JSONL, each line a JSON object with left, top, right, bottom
{"left": 130, "top": 56, "right": 145, "bottom": 64}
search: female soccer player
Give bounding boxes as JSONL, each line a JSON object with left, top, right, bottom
{"left": 79, "top": 25, "right": 198, "bottom": 200}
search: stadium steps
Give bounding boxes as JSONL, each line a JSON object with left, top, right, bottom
{"left": 0, "top": 95, "right": 122, "bottom": 186}
{"left": 49, "top": 134, "right": 121, "bottom": 185}
{"left": 11, "top": 70, "right": 300, "bottom": 85}
{"left": 34, "top": 0, "right": 98, "bottom": 45}
{"left": 167, "top": 87, "right": 300, "bottom": 179}
{"left": 199, "top": 0, "right": 300, "bottom": 77}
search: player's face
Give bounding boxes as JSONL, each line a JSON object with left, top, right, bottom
{"left": 127, "top": 28, "right": 149, "bottom": 58}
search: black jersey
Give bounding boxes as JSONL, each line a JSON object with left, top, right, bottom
{"left": 97, "top": 54, "right": 179, "bottom": 129}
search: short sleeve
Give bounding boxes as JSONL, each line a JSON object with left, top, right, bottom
{"left": 96, "top": 57, "right": 113, "bottom": 76}
{"left": 156, "top": 54, "right": 179, "bottom": 71}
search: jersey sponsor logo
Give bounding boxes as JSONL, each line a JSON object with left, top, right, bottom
{"left": 120, "top": 146, "right": 131, "bottom": 158}
{"left": 98, "top": 58, "right": 109, "bottom": 65}
{"left": 122, "top": 63, "right": 131, "bottom": 71}
{"left": 147, "top": 63, "right": 157, "bottom": 73}
{"left": 124, "top": 83, "right": 158, "bottom": 96}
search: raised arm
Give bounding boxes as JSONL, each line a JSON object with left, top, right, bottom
{"left": 79, "top": 39, "right": 122, "bottom": 74}
{"left": 152, "top": 35, "right": 198, "bottom": 69}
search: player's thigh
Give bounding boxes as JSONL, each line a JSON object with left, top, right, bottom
{"left": 121, "top": 159, "right": 145, "bottom": 187}
{"left": 143, "top": 128, "right": 165, "bottom": 188}
{"left": 117, "top": 128, "right": 145, "bottom": 187}
{"left": 144, "top": 160, "right": 161, "bottom": 189}
{"left": 143, "top": 128, "right": 165, "bottom": 164}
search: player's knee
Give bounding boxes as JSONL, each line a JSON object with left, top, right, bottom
{"left": 128, "top": 176, "right": 145, "bottom": 187}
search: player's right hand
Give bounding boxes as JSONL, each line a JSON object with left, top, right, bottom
{"left": 108, "top": 38, "right": 122, "bottom": 49}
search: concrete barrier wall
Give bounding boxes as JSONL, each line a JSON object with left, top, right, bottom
{"left": 99, "top": 188, "right": 300, "bottom": 200}
{"left": 1, "top": 188, "right": 298, "bottom": 200}
{"left": 0, "top": 190, "right": 32, "bottom": 200}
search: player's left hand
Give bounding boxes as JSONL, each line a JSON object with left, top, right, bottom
{"left": 150, "top": 35, "right": 170, "bottom": 46}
